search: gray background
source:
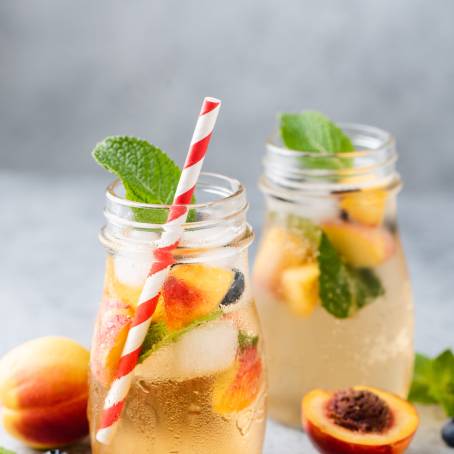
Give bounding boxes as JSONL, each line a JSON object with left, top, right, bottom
{"left": 1, "top": 0, "right": 454, "bottom": 192}
{"left": 1, "top": 2, "right": 454, "bottom": 452}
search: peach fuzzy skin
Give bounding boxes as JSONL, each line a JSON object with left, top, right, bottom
{"left": 302, "top": 387, "right": 419, "bottom": 454}
{"left": 322, "top": 222, "right": 395, "bottom": 268}
{"left": 0, "top": 336, "right": 89, "bottom": 449}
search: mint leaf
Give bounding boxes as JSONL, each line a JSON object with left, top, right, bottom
{"left": 280, "top": 112, "right": 353, "bottom": 169}
{"left": 238, "top": 331, "right": 259, "bottom": 351}
{"left": 432, "top": 350, "right": 454, "bottom": 416}
{"left": 408, "top": 353, "right": 438, "bottom": 404}
{"left": 92, "top": 136, "right": 196, "bottom": 223}
{"left": 349, "top": 267, "right": 385, "bottom": 309}
{"left": 409, "top": 350, "right": 454, "bottom": 416}
{"left": 139, "top": 310, "right": 222, "bottom": 362}
{"left": 318, "top": 233, "right": 384, "bottom": 318}
{"left": 318, "top": 233, "right": 353, "bottom": 318}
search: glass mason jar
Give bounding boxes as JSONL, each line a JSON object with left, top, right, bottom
{"left": 253, "top": 124, "right": 414, "bottom": 428}
{"left": 88, "top": 173, "right": 267, "bottom": 454}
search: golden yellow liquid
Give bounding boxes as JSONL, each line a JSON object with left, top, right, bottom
{"left": 89, "top": 373, "right": 266, "bottom": 454}
{"left": 254, "top": 230, "right": 414, "bottom": 428}
{"left": 89, "top": 254, "right": 267, "bottom": 454}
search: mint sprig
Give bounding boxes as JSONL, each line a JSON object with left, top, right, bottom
{"left": 409, "top": 350, "right": 454, "bottom": 416}
{"left": 92, "top": 136, "right": 195, "bottom": 223}
{"left": 318, "top": 232, "right": 384, "bottom": 318}
{"left": 280, "top": 111, "right": 353, "bottom": 169}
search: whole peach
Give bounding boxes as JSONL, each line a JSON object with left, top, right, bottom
{"left": 0, "top": 336, "right": 89, "bottom": 449}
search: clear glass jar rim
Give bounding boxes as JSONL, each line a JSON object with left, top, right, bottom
{"left": 106, "top": 171, "right": 245, "bottom": 210}
{"left": 266, "top": 122, "right": 395, "bottom": 158}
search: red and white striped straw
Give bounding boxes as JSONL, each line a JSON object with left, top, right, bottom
{"left": 96, "top": 97, "right": 221, "bottom": 444}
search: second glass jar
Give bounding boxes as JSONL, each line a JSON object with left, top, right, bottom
{"left": 253, "top": 124, "right": 414, "bottom": 428}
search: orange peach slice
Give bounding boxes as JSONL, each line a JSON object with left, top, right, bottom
{"left": 280, "top": 263, "right": 320, "bottom": 317}
{"left": 0, "top": 337, "right": 89, "bottom": 449}
{"left": 340, "top": 189, "right": 388, "bottom": 227}
{"left": 322, "top": 222, "right": 395, "bottom": 267}
{"left": 302, "top": 386, "right": 419, "bottom": 454}
{"left": 213, "top": 344, "right": 263, "bottom": 414}
{"left": 253, "top": 226, "right": 315, "bottom": 296}
{"left": 162, "top": 264, "right": 234, "bottom": 330}
{"left": 91, "top": 299, "right": 134, "bottom": 386}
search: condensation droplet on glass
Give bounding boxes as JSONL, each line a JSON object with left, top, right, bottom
{"left": 137, "top": 379, "right": 152, "bottom": 394}
{"left": 236, "top": 408, "right": 254, "bottom": 436}
{"left": 188, "top": 403, "right": 202, "bottom": 415}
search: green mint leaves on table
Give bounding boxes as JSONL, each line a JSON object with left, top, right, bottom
{"left": 409, "top": 350, "right": 454, "bottom": 416}
{"left": 93, "top": 136, "right": 195, "bottom": 223}
{"left": 280, "top": 111, "right": 354, "bottom": 169}
{"left": 139, "top": 310, "right": 222, "bottom": 362}
{"left": 317, "top": 232, "right": 384, "bottom": 318}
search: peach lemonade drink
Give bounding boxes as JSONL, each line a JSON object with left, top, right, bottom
{"left": 88, "top": 138, "right": 266, "bottom": 453}
{"left": 253, "top": 113, "right": 414, "bottom": 427}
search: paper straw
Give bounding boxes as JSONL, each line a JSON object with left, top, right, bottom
{"left": 96, "top": 97, "right": 221, "bottom": 444}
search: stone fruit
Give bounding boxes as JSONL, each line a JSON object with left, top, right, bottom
{"left": 253, "top": 226, "right": 315, "bottom": 296}
{"left": 302, "top": 386, "right": 419, "bottom": 454}
{"left": 162, "top": 264, "right": 239, "bottom": 329}
{"left": 340, "top": 189, "right": 387, "bottom": 227}
{"left": 322, "top": 221, "right": 395, "bottom": 268}
{"left": 280, "top": 263, "right": 320, "bottom": 317}
{"left": 213, "top": 333, "right": 262, "bottom": 414}
{"left": 91, "top": 298, "right": 134, "bottom": 386}
{"left": 0, "top": 337, "right": 89, "bottom": 449}
{"left": 442, "top": 419, "right": 454, "bottom": 448}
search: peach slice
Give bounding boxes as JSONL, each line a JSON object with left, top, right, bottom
{"left": 302, "top": 387, "right": 419, "bottom": 454}
{"left": 213, "top": 341, "right": 263, "bottom": 414}
{"left": 91, "top": 299, "right": 134, "bottom": 386}
{"left": 280, "top": 263, "right": 320, "bottom": 317}
{"left": 340, "top": 189, "right": 388, "bottom": 227}
{"left": 162, "top": 264, "right": 236, "bottom": 330}
{"left": 322, "top": 222, "right": 395, "bottom": 268}
{"left": 253, "top": 226, "right": 315, "bottom": 296}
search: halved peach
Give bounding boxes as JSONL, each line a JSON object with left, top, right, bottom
{"left": 322, "top": 222, "right": 395, "bottom": 268}
{"left": 253, "top": 226, "right": 315, "bottom": 296}
{"left": 302, "top": 386, "right": 419, "bottom": 454}
{"left": 340, "top": 189, "right": 388, "bottom": 227}
{"left": 280, "top": 263, "right": 320, "bottom": 317}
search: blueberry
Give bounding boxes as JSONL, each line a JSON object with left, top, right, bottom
{"left": 221, "top": 269, "right": 245, "bottom": 306}
{"left": 442, "top": 419, "right": 454, "bottom": 448}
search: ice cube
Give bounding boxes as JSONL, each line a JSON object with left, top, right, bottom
{"left": 135, "top": 344, "right": 177, "bottom": 380}
{"left": 174, "top": 319, "right": 238, "bottom": 378}
{"left": 114, "top": 253, "right": 152, "bottom": 287}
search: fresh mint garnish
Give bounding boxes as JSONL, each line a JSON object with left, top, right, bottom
{"left": 238, "top": 331, "right": 259, "bottom": 351}
{"left": 92, "top": 136, "right": 195, "bottom": 223}
{"left": 318, "top": 233, "right": 384, "bottom": 318}
{"left": 139, "top": 310, "right": 222, "bottom": 362}
{"left": 409, "top": 350, "right": 454, "bottom": 416}
{"left": 280, "top": 111, "right": 353, "bottom": 169}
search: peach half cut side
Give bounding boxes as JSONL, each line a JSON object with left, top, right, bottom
{"left": 302, "top": 387, "right": 419, "bottom": 454}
